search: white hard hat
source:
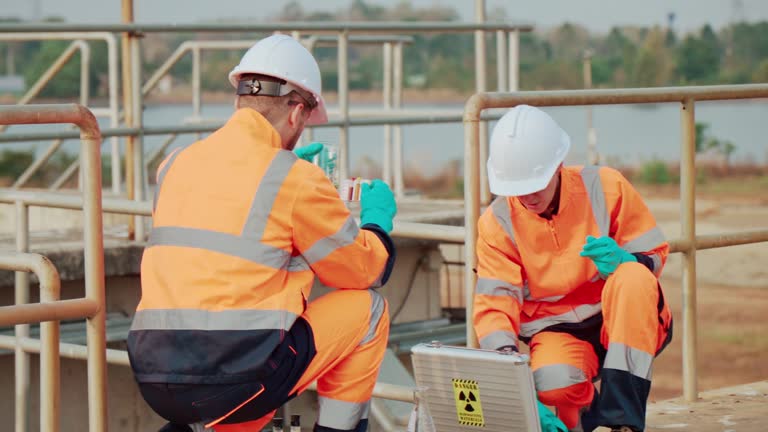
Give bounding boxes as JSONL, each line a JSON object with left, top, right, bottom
{"left": 487, "top": 105, "right": 571, "bottom": 196}
{"left": 228, "top": 34, "right": 328, "bottom": 125}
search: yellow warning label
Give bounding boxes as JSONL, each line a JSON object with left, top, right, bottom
{"left": 452, "top": 378, "right": 485, "bottom": 427}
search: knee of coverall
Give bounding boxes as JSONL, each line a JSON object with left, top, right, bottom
{"left": 603, "top": 261, "right": 658, "bottom": 302}
{"left": 535, "top": 379, "right": 595, "bottom": 413}
{"left": 602, "top": 261, "right": 672, "bottom": 354}
{"left": 536, "top": 381, "right": 594, "bottom": 430}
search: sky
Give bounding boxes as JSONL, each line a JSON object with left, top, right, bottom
{"left": 2, "top": 0, "right": 768, "bottom": 34}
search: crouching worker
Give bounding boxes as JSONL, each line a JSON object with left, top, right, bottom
{"left": 127, "top": 34, "right": 398, "bottom": 432}
{"left": 473, "top": 105, "right": 673, "bottom": 432}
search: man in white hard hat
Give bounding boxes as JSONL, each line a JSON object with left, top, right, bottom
{"left": 473, "top": 105, "right": 673, "bottom": 432}
{"left": 128, "top": 33, "right": 398, "bottom": 432}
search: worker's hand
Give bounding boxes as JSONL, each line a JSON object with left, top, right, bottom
{"left": 360, "top": 179, "right": 397, "bottom": 234}
{"left": 294, "top": 142, "right": 323, "bottom": 162}
{"left": 579, "top": 235, "right": 636, "bottom": 278}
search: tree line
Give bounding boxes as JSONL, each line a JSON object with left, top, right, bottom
{"left": 1, "top": 1, "right": 768, "bottom": 99}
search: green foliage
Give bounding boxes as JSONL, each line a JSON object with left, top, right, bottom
{"left": 676, "top": 25, "right": 721, "bottom": 83}
{"left": 637, "top": 160, "right": 673, "bottom": 184}
{"left": 0, "top": 149, "right": 78, "bottom": 187}
{"left": 6, "top": 3, "right": 768, "bottom": 97}
{"left": 0, "top": 149, "right": 34, "bottom": 180}
{"left": 695, "top": 121, "right": 738, "bottom": 164}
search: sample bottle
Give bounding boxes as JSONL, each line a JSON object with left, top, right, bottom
{"left": 272, "top": 417, "right": 284, "bottom": 432}
{"left": 290, "top": 415, "right": 301, "bottom": 432}
{"left": 319, "top": 144, "right": 339, "bottom": 189}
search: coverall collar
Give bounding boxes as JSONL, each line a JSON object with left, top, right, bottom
{"left": 228, "top": 107, "right": 284, "bottom": 150}
{"left": 512, "top": 166, "right": 576, "bottom": 220}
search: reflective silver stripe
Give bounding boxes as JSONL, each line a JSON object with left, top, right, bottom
{"left": 533, "top": 364, "right": 588, "bottom": 392}
{"left": 478, "top": 329, "right": 518, "bottom": 350}
{"left": 148, "top": 226, "right": 291, "bottom": 269}
{"left": 519, "top": 302, "right": 602, "bottom": 338}
{"left": 153, "top": 146, "right": 187, "bottom": 212}
{"left": 368, "top": 266, "right": 385, "bottom": 289}
{"left": 476, "top": 278, "right": 523, "bottom": 303}
{"left": 580, "top": 166, "right": 610, "bottom": 237}
{"left": 604, "top": 342, "right": 654, "bottom": 380}
{"left": 317, "top": 397, "right": 369, "bottom": 430}
{"left": 490, "top": 197, "right": 516, "bottom": 246}
{"left": 650, "top": 254, "right": 662, "bottom": 273}
{"left": 622, "top": 226, "right": 666, "bottom": 254}
{"left": 303, "top": 216, "right": 360, "bottom": 264}
{"left": 361, "top": 290, "right": 386, "bottom": 345}
{"left": 130, "top": 308, "right": 296, "bottom": 331}
{"left": 523, "top": 283, "right": 565, "bottom": 303}
{"left": 287, "top": 255, "right": 311, "bottom": 272}
{"left": 241, "top": 150, "right": 297, "bottom": 239}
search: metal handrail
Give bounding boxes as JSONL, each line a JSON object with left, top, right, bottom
{"left": 0, "top": 32, "right": 121, "bottom": 194}
{"left": 462, "top": 83, "right": 768, "bottom": 403}
{"left": 0, "top": 111, "right": 507, "bottom": 143}
{"left": 0, "top": 252, "right": 62, "bottom": 432}
{"left": 0, "top": 104, "right": 107, "bottom": 432}
{"left": 0, "top": 21, "right": 534, "bottom": 33}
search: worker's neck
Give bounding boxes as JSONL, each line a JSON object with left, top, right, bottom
{"left": 538, "top": 172, "right": 562, "bottom": 220}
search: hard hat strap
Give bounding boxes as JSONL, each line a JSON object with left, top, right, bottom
{"left": 236, "top": 77, "right": 284, "bottom": 97}
{"left": 236, "top": 77, "right": 318, "bottom": 110}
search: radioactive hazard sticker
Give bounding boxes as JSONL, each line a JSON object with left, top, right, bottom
{"left": 452, "top": 378, "right": 485, "bottom": 427}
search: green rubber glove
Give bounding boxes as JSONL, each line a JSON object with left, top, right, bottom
{"left": 579, "top": 235, "right": 636, "bottom": 278}
{"left": 538, "top": 400, "right": 568, "bottom": 432}
{"left": 294, "top": 142, "right": 323, "bottom": 162}
{"left": 360, "top": 179, "right": 397, "bottom": 234}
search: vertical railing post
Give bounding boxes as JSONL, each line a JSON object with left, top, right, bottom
{"left": 77, "top": 107, "right": 108, "bottom": 432}
{"left": 78, "top": 41, "right": 91, "bottom": 191}
{"left": 382, "top": 42, "right": 393, "bottom": 186}
{"left": 392, "top": 42, "right": 404, "bottom": 198}
{"left": 192, "top": 44, "right": 201, "bottom": 125}
{"left": 122, "top": 0, "right": 136, "bottom": 238}
{"left": 496, "top": 30, "right": 508, "bottom": 92}
{"left": 14, "top": 201, "right": 30, "bottom": 432}
{"left": 680, "top": 97, "right": 698, "bottom": 402}
{"left": 131, "top": 34, "right": 146, "bottom": 241}
{"left": 583, "top": 50, "right": 598, "bottom": 165}
{"left": 474, "top": 0, "right": 490, "bottom": 205}
{"left": 508, "top": 29, "right": 519, "bottom": 92}
{"left": 107, "top": 34, "right": 122, "bottom": 195}
{"left": 337, "top": 30, "right": 350, "bottom": 181}
{"left": 463, "top": 97, "right": 482, "bottom": 349}
{"left": 39, "top": 258, "right": 61, "bottom": 432}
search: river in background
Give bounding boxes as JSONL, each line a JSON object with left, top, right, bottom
{"left": 4, "top": 100, "right": 768, "bottom": 177}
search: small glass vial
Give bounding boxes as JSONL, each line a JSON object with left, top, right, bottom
{"left": 319, "top": 144, "right": 339, "bottom": 190}
{"left": 272, "top": 417, "right": 284, "bottom": 432}
{"left": 290, "top": 415, "right": 301, "bottom": 432}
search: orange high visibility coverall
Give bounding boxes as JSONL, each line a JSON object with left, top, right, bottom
{"left": 127, "top": 108, "right": 394, "bottom": 432}
{"left": 473, "top": 166, "right": 672, "bottom": 431}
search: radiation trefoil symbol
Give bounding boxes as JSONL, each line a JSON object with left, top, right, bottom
{"left": 458, "top": 390, "right": 478, "bottom": 412}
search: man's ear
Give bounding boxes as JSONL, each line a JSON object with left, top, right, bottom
{"left": 288, "top": 103, "right": 305, "bottom": 128}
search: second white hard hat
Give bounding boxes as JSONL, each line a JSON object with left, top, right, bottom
{"left": 228, "top": 34, "right": 328, "bottom": 125}
{"left": 487, "top": 105, "right": 571, "bottom": 196}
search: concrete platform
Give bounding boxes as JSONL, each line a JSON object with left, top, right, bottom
{"left": 641, "top": 381, "right": 768, "bottom": 432}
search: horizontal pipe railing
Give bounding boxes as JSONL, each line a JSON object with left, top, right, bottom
{"left": 0, "top": 111, "right": 507, "bottom": 143}
{"left": 0, "top": 329, "right": 418, "bottom": 404}
{"left": 0, "top": 21, "right": 533, "bottom": 34}
{"left": 2, "top": 189, "right": 766, "bottom": 251}
{"left": 0, "top": 190, "right": 464, "bottom": 244}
